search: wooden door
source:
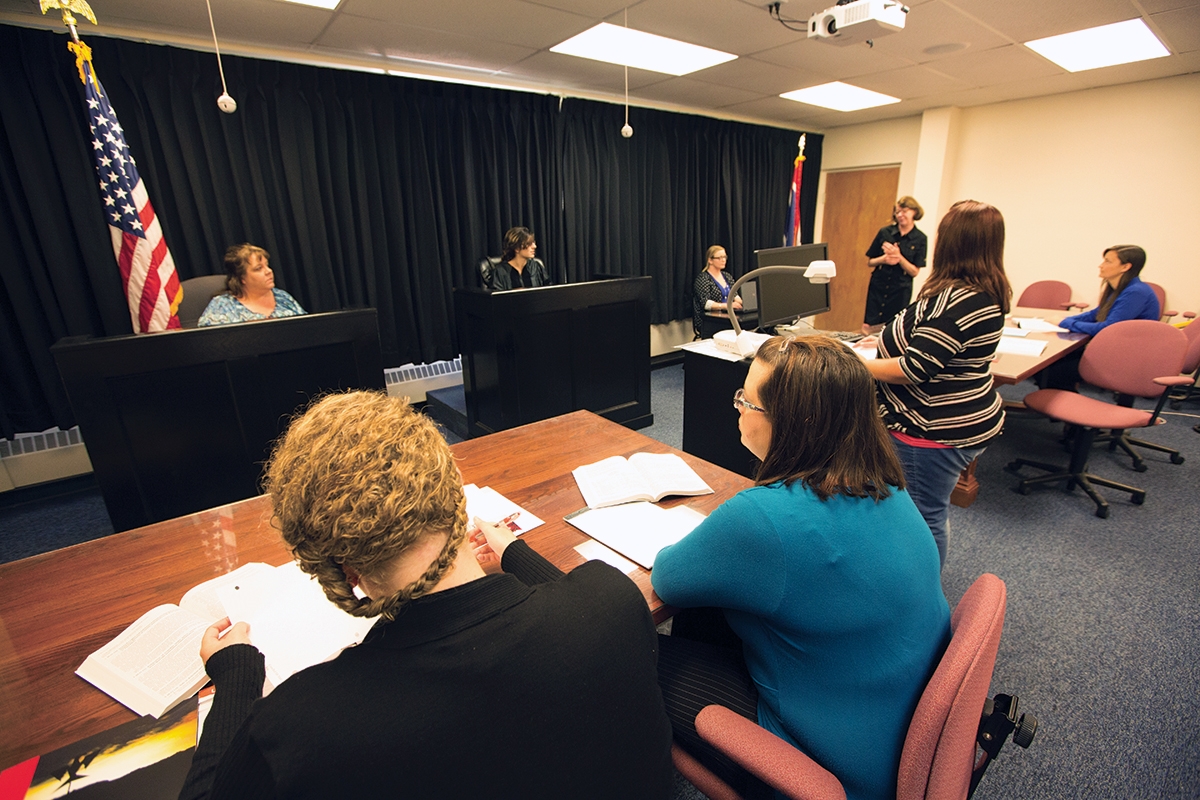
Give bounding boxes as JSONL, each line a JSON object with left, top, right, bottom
{"left": 812, "top": 167, "right": 899, "bottom": 332}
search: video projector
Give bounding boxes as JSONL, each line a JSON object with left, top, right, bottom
{"left": 808, "top": 0, "right": 909, "bottom": 46}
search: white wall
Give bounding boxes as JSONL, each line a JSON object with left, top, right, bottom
{"left": 820, "top": 73, "right": 1200, "bottom": 314}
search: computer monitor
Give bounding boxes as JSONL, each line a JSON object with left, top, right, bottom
{"left": 753, "top": 243, "right": 831, "bottom": 329}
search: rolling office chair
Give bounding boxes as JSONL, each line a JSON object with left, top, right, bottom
{"left": 1168, "top": 322, "right": 1200, "bottom": 409}
{"left": 1145, "top": 282, "right": 1195, "bottom": 324}
{"left": 176, "top": 274, "right": 228, "bottom": 328}
{"left": 671, "top": 574, "right": 1036, "bottom": 800}
{"left": 1006, "top": 320, "right": 1190, "bottom": 517}
{"left": 1016, "top": 280, "right": 1085, "bottom": 311}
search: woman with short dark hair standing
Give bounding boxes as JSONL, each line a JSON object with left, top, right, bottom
{"left": 863, "top": 196, "right": 927, "bottom": 334}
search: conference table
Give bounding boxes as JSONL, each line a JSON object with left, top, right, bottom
{"left": 990, "top": 307, "right": 1088, "bottom": 386}
{"left": 0, "top": 410, "right": 751, "bottom": 771}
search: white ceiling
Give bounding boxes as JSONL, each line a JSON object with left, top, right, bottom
{"left": 4, "top": 0, "right": 1198, "bottom": 131}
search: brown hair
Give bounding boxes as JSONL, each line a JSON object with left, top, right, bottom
{"left": 222, "top": 243, "right": 269, "bottom": 297}
{"left": 894, "top": 195, "right": 924, "bottom": 222}
{"left": 920, "top": 200, "right": 1012, "bottom": 314}
{"left": 752, "top": 335, "right": 905, "bottom": 500}
{"left": 502, "top": 226, "right": 535, "bottom": 262}
{"left": 1095, "top": 244, "right": 1148, "bottom": 323}
{"left": 264, "top": 391, "right": 467, "bottom": 621}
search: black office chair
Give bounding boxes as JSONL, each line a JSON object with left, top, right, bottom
{"left": 479, "top": 256, "right": 502, "bottom": 290}
{"left": 177, "top": 275, "right": 229, "bottom": 327}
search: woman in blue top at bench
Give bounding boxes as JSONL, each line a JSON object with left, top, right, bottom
{"left": 652, "top": 335, "right": 950, "bottom": 800}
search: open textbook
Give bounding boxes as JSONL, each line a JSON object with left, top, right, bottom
{"left": 77, "top": 561, "right": 374, "bottom": 719}
{"left": 565, "top": 502, "right": 707, "bottom": 569}
{"left": 572, "top": 452, "right": 713, "bottom": 509}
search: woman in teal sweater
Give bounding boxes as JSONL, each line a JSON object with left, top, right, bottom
{"left": 652, "top": 336, "right": 950, "bottom": 800}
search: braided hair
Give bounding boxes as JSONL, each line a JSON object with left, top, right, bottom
{"left": 264, "top": 391, "right": 467, "bottom": 621}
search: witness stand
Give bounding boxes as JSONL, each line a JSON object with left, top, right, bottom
{"left": 454, "top": 278, "right": 652, "bottom": 438}
{"left": 51, "top": 310, "right": 385, "bottom": 532}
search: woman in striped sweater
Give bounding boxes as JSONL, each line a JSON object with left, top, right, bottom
{"left": 864, "top": 200, "right": 1012, "bottom": 568}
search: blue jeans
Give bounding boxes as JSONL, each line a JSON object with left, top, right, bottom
{"left": 890, "top": 438, "right": 985, "bottom": 569}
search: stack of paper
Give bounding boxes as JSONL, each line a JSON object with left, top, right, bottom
{"left": 565, "top": 503, "right": 707, "bottom": 569}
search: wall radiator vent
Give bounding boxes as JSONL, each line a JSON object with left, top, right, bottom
{"left": 0, "top": 427, "right": 83, "bottom": 460}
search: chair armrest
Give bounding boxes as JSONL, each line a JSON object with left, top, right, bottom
{"left": 1154, "top": 376, "right": 1195, "bottom": 387}
{"left": 695, "top": 705, "right": 847, "bottom": 800}
{"left": 1163, "top": 310, "right": 1178, "bottom": 319}
{"left": 1183, "top": 311, "right": 1196, "bottom": 320}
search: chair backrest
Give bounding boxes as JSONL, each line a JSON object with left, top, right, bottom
{"left": 1146, "top": 282, "right": 1167, "bottom": 315}
{"left": 1181, "top": 322, "right": 1200, "bottom": 374}
{"left": 1078, "top": 320, "right": 1188, "bottom": 398}
{"left": 1017, "top": 280, "right": 1072, "bottom": 310}
{"left": 177, "top": 275, "right": 229, "bottom": 327}
{"left": 897, "top": 573, "right": 1006, "bottom": 800}
{"left": 479, "top": 256, "right": 502, "bottom": 290}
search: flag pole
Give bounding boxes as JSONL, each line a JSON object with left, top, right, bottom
{"left": 39, "top": 0, "right": 98, "bottom": 42}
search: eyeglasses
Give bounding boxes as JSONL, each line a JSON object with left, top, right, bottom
{"left": 711, "top": 255, "right": 728, "bottom": 260}
{"left": 733, "top": 388, "right": 766, "bottom": 413}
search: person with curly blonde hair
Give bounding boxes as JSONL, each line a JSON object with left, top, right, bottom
{"left": 179, "top": 391, "right": 672, "bottom": 800}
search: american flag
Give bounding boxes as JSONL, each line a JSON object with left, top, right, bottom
{"left": 784, "top": 139, "right": 805, "bottom": 248}
{"left": 70, "top": 40, "right": 181, "bottom": 333}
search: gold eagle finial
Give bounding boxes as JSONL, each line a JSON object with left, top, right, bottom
{"left": 40, "top": 0, "right": 98, "bottom": 28}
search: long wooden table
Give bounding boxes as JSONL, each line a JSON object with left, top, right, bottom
{"left": 0, "top": 411, "right": 751, "bottom": 771}
{"left": 990, "top": 306, "right": 1088, "bottom": 385}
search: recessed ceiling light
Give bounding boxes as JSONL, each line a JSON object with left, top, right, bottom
{"left": 550, "top": 22, "right": 736, "bottom": 76}
{"left": 1025, "top": 19, "right": 1169, "bottom": 72}
{"left": 780, "top": 81, "right": 900, "bottom": 112}
{"left": 279, "top": 0, "right": 340, "bottom": 9}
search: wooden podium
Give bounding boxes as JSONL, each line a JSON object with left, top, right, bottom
{"left": 51, "top": 310, "right": 385, "bottom": 531}
{"left": 454, "top": 278, "right": 652, "bottom": 438}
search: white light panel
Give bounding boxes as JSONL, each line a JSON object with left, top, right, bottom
{"left": 550, "top": 23, "right": 736, "bottom": 77}
{"left": 780, "top": 81, "right": 900, "bottom": 112}
{"left": 1025, "top": 19, "right": 1169, "bottom": 73}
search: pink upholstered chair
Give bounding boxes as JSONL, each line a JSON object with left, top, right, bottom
{"left": 671, "top": 574, "right": 1035, "bottom": 800}
{"left": 1145, "top": 282, "right": 1194, "bottom": 323}
{"left": 1007, "top": 320, "right": 1190, "bottom": 517}
{"left": 1168, "top": 322, "right": 1200, "bottom": 409}
{"left": 1016, "top": 280, "right": 1084, "bottom": 311}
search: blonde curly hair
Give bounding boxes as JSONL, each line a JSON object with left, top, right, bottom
{"left": 264, "top": 391, "right": 467, "bottom": 621}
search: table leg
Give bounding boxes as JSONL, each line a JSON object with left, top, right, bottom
{"left": 951, "top": 458, "right": 979, "bottom": 508}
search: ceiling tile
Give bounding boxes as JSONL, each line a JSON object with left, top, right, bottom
{"left": 688, "top": 56, "right": 827, "bottom": 96}
{"left": 1151, "top": 5, "right": 1200, "bottom": 52}
{"left": 944, "top": 0, "right": 1145, "bottom": 43}
{"left": 496, "top": 51, "right": 667, "bottom": 94}
{"left": 318, "top": 14, "right": 535, "bottom": 71}
{"left": 633, "top": 76, "right": 767, "bottom": 109}
{"left": 756, "top": 36, "right": 915, "bottom": 80}
{"left": 930, "top": 44, "right": 1066, "bottom": 86}
{"left": 338, "top": 0, "right": 591, "bottom": 50}
{"left": 622, "top": 0, "right": 800, "bottom": 56}
{"left": 869, "top": 0, "right": 1011, "bottom": 62}
{"left": 853, "top": 64, "right": 970, "bottom": 98}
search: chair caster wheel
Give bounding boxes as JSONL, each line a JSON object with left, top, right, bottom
{"left": 1170, "top": 453, "right": 1185, "bottom": 465}
{"left": 1132, "top": 492, "right": 1146, "bottom": 505}
{"left": 1015, "top": 484, "right": 1030, "bottom": 495}
{"left": 1096, "top": 505, "right": 1110, "bottom": 519}
{"left": 1133, "top": 462, "right": 1147, "bottom": 473}
{"left": 1004, "top": 462, "right": 1021, "bottom": 474}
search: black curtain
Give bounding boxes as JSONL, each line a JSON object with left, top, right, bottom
{"left": 0, "top": 24, "right": 821, "bottom": 437}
